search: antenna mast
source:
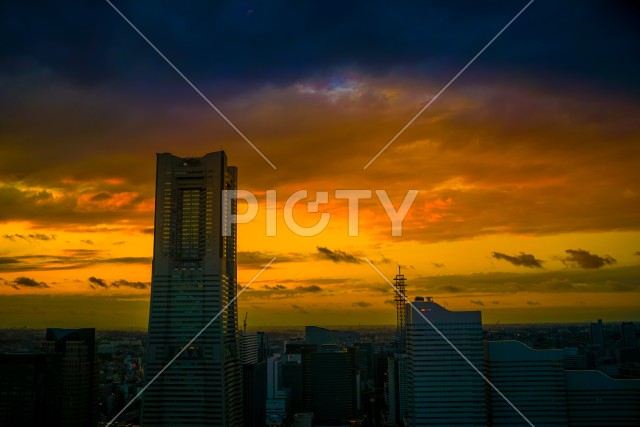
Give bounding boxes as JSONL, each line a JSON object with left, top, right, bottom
{"left": 394, "top": 266, "right": 407, "bottom": 352}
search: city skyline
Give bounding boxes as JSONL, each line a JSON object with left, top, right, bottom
{"left": 1, "top": 1, "right": 640, "bottom": 328}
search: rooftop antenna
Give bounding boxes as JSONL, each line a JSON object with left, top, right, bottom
{"left": 394, "top": 265, "right": 407, "bottom": 353}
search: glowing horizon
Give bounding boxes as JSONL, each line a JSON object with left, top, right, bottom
{"left": 1, "top": 1, "right": 639, "bottom": 329}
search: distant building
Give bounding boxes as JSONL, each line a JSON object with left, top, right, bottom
{"left": 566, "top": 370, "right": 640, "bottom": 426}
{"left": 302, "top": 347, "right": 360, "bottom": 424}
{"left": 590, "top": 319, "right": 605, "bottom": 348}
{"left": 282, "top": 357, "right": 304, "bottom": 412}
{"left": 485, "top": 340, "right": 568, "bottom": 426}
{"left": 267, "top": 355, "right": 283, "bottom": 399}
{"left": 242, "top": 361, "right": 266, "bottom": 427}
{"left": 406, "top": 297, "right": 486, "bottom": 426}
{"left": 588, "top": 318, "right": 606, "bottom": 367}
{"left": 240, "top": 331, "right": 259, "bottom": 365}
{"left": 43, "top": 328, "right": 98, "bottom": 427}
{"left": 622, "top": 322, "right": 637, "bottom": 348}
{"left": 306, "top": 326, "right": 335, "bottom": 346}
{"left": 387, "top": 353, "right": 408, "bottom": 426}
{"left": 267, "top": 355, "right": 291, "bottom": 426}
{"left": 354, "top": 342, "right": 375, "bottom": 389}
{"left": 619, "top": 322, "right": 639, "bottom": 366}
{"left": 285, "top": 341, "right": 318, "bottom": 355}
{"left": 141, "top": 152, "right": 242, "bottom": 426}
{"left": 241, "top": 331, "right": 266, "bottom": 426}
{"left": 305, "top": 325, "right": 360, "bottom": 348}
{"left": 257, "top": 331, "right": 269, "bottom": 362}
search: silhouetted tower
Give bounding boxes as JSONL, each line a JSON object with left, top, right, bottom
{"left": 394, "top": 266, "right": 407, "bottom": 352}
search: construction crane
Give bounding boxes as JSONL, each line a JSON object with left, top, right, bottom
{"left": 243, "top": 312, "right": 248, "bottom": 333}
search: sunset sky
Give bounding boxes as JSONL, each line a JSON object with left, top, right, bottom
{"left": 1, "top": 1, "right": 639, "bottom": 329}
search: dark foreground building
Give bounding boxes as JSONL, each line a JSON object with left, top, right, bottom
{"left": 0, "top": 328, "right": 98, "bottom": 427}
{"left": 303, "top": 347, "right": 360, "bottom": 424}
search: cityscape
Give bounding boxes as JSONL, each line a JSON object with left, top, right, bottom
{"left": 2, "top": 1, "right": 640, "bottom": 427}
{"left": 1, "top": 152, "right": 638, "bottom": 426}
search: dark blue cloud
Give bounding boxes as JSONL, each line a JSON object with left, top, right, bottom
{"left": 1, "top": 0, "right": 638, "bottom": 95}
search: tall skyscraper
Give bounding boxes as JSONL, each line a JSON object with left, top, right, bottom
{"left": 141, "top": 152, "right": 242, "bottom": 426}
{"left": 406, "top": 297, "right": 486, "bottom": 426}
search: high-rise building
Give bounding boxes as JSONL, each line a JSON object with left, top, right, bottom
{"left": 257, "top": 331, "right": 269, "bottom": 362}
{"left": 622, "top": 322, "right": 637, "bottom": 349}
{"left": 141, "top": 152, "right": 242, "bottom": 426}
{"left": 240, "top": 331, "right": 259, "bottom": 365}
{"left": 240, "top": 331, "right": 266, "bottom": 427}
{"left": 266, "top": 354, "right": 292, "bottom": 425}
{"left": 406, "top": 297, "right": 486, "bottom": 426}
{"left": 305, "top": 325, "right": 359, "bottom": 348}
{"left": 387, "top": 353, "right": 408, "bottom": 426}
{"left": 44, "top": 328, "right": 99, "bottom": 427}
{"left": 267, "top": 355, "right": 283, "bottom": 399}
{"left": 282, "top": 357, "right": 304, "bottom": 412}
{"left": 485, "top": 340, "right": 568, "bottom": 426}
{"left": 590, "top": 319, "right": 605, "bottom": 348}
{"left": 302, "top": 347, "right": 360, "bottom": 424}
{"left": 619, "top": 322, "right": 640, "bottom": 366}
{"left": 242, "top": 361, "right": 266, "bottom": 427}
{"left": 306, "top": 326, "right": 336, "bottom": 346}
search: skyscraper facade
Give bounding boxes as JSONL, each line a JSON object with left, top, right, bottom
{"left": 485, "top": 340, "right": 568, "bottom": 426}
{"left": 566, "top": 370, "right": 640, "bottom": 426}
{"left": 141, "top": 152, "right": 242, "bottom": 426}
{"left": 406, "top": 297, "right": 486, "bottom": 426}
{"left": 240, "top": 331, "right": 259, "bottom": 365}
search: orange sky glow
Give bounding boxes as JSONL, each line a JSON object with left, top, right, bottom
{"left": 1, "top": 3, "right": 639, "bottom": 329}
